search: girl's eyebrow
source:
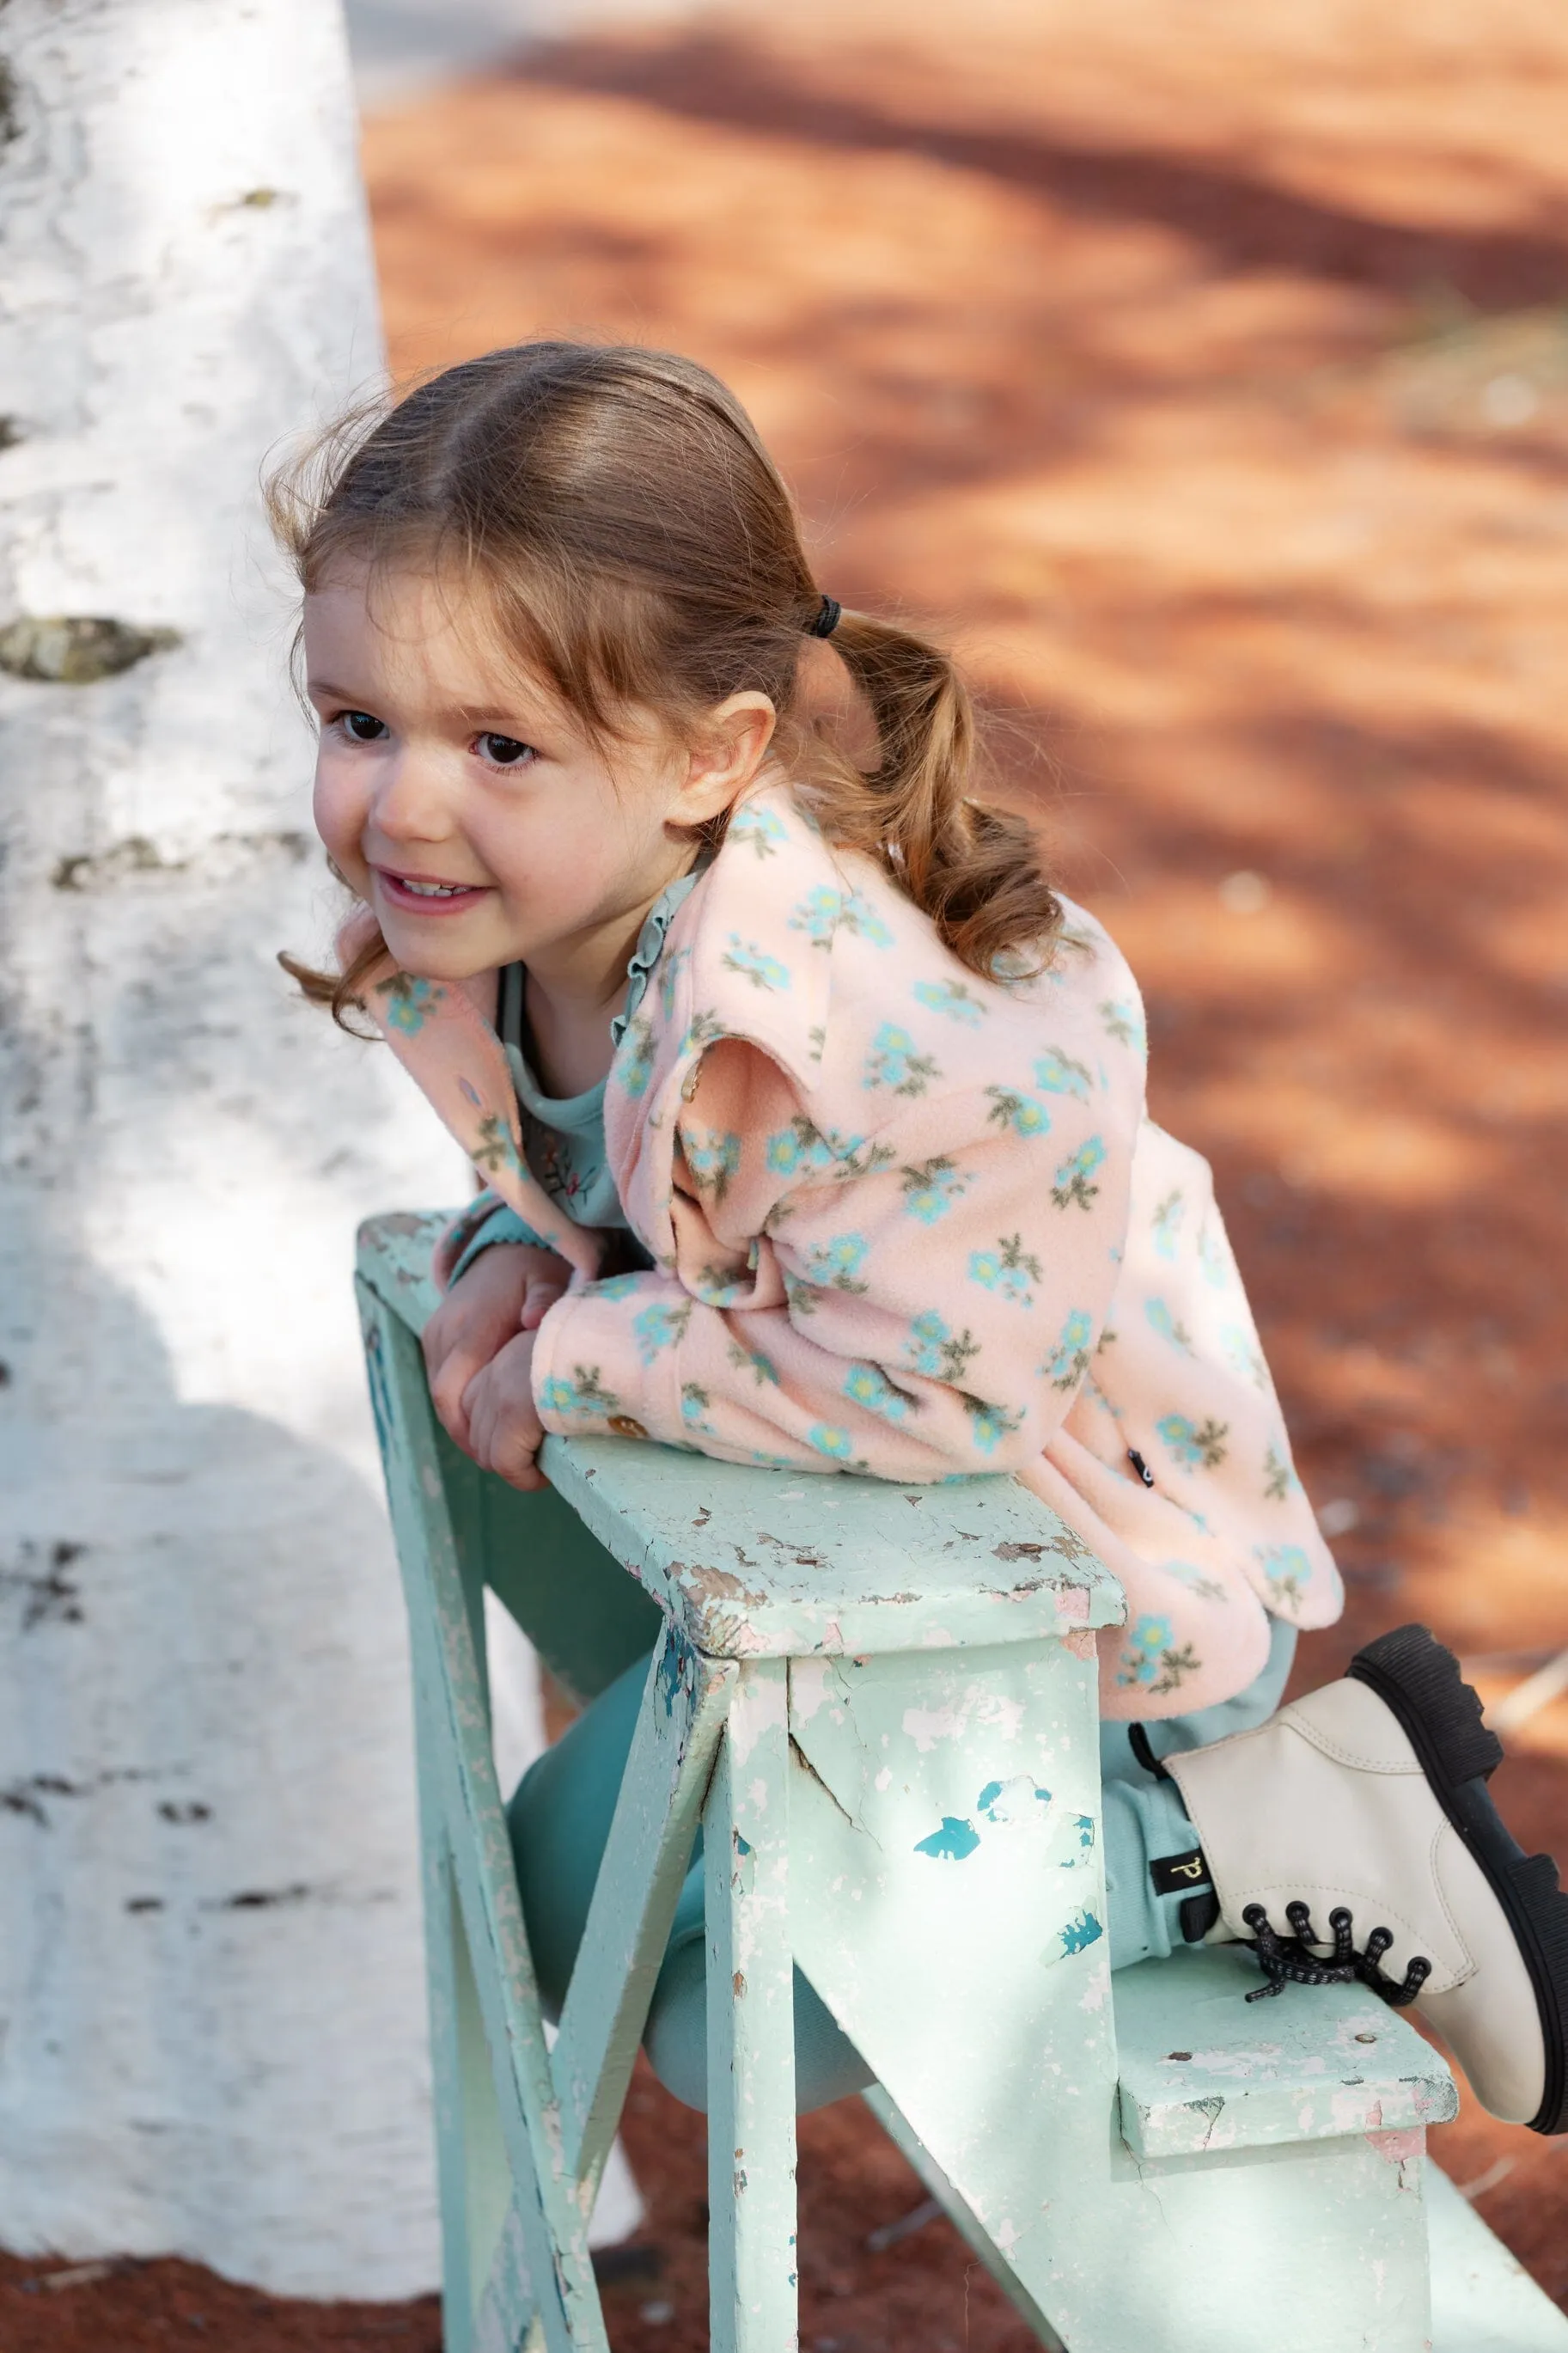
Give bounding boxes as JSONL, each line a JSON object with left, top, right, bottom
{"left": 306, "top": 678, "right": 552, "bottom": 730}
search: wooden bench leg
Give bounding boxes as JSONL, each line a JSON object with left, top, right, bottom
{"left": 553, "top": 1623, "right": 736, "bottom": 2187}
{"left": 361, "top": 1283, "right": 607, "bottom": 2353}
{"left": 705, "top": 1659, "right": 799, "bottom": 2353}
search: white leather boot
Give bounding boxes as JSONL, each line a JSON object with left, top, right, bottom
{"left": 1162, "top": 1623, "right": 1568, "bottom": 2133}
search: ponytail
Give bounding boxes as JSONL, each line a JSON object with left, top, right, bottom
{"left": 797, "top": 608, "right": 1063, "bottom": 982}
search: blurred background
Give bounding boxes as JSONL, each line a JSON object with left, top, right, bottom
{"left": 3, "top": 0, "right": 1565, "bottom": 2345}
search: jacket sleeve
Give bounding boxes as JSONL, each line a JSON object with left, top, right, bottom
{"left": 436, "top": 1193, "right": 558, "bottom": 1288}
{"left": 529, "top": 1042, "right": 1140, "bottom": 1477}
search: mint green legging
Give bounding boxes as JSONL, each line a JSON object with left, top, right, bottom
{"left": 507, "top": 1619, "right": 1297, "bottom": 2114}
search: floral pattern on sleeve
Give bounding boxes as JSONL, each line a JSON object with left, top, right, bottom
{"left": 378, "top": 780, "right": 1341, "bottom": 1724}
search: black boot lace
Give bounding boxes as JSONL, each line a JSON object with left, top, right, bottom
{"left": 1241, "top": 1902, "right": 1433, "bottom": 2008}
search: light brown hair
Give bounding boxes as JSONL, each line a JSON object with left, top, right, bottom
{"left": 270, "top": 341, "right": 1061, "bottom": 1024}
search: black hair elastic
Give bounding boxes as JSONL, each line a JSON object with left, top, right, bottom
{"left": 807, "top": 595, "right": 842, "bottom": 639}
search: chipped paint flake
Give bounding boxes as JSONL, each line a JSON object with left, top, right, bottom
{"left": 729, "top": 1670, "right": 789, "bottom": 1766}
{"left": 902, "top": 1703, "right": 964, "bottom": 1751}
{"left": 913, "top": 1815, "right": 981, "bottom": 1861}
{"left": 791, "top": 1658, "right": 832, "bottom": 1722}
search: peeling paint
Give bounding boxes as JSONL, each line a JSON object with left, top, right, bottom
{"left": 902, "top": 1703, "right": 963, "bottom": 1751}
{"left": 1365, "top": 2126, "right": 1425, "bottom": 2167}
{"left": 790, "top": 1658, "right": 831, "bottom": 1722}
{"left": 913, "top": 1815, "right": 981, "bottom": 1861}
{"left": 729, "top": 1670, "right": 789, "bottom": 1766}
{"left": 1059, "top": 1910, "right": 1103, "bottom": 1956}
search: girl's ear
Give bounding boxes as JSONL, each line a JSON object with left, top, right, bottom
{"left": 669, "top": 691, "right": 777, "bottom": 828}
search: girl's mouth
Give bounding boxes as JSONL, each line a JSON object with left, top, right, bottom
{"left": 375, "top": 866, "right": 491, "bottom": 916}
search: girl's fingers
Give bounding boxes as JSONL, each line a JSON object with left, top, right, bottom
{"left": 462, "top": 1350, "right": 546, "bottom": 1490}
{"left": 519, "top": 1277, "right": 568, "bottom": 1333}
{"left": 430, "top": 1343, "right": 489, "bottom": 1452}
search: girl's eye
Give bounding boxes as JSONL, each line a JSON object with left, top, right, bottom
{"left": 339, "top": 711, "right": 387, "bottom": 743}
{"left": 476, "top": 732, "right": 536, "bottom": 768}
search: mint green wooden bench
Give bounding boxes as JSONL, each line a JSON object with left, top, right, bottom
{"left": 357, "top": 1213, "right": 1568, "bottom": 2353}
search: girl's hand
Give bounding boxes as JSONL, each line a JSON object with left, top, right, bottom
{"left": 461, "top": 1331, "right": 548, "bottom": 1491}
{"left": 423, "top": 1243, "right": 570, "bottom": 1455}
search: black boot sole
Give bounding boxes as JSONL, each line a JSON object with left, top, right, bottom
{"left": 1347, "top": 1622, "right": 1568, "bottom": 2136}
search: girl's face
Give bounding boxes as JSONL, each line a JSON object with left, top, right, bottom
{"left": 304, "top": 562, "right": 772, "bottom": 990}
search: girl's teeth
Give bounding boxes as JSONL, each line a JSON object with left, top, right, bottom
{"left": 402, "top": 878, "right": 466, "bottom": 897}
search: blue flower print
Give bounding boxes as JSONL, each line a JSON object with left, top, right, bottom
{"left": 833, "top": 1134, "right": 898, "bottom": 1180}
{"left": 1052, "top": 1135, "right": 1106, "bottom": 1211}
{"left": 1115, "top": 1613, "right": 1200, "bottom": 1696}
{"left": 985, "top": 1085, "right": 1051, "bottom": 1138}
{"left": 617, "top": 1014, "right": 656, "bottom": 1098}
{"left": 728, "top": 804, "right": 788, "bottom": 858}
{"left": 656, "top": 944, "right": 692, "bottom": 1022}
{"left": 680, "top": 1008, "right": 726, "bottom": 1059}
{"left": 1043, "top": 1309, "right": 1094, "bottom": 1390}
{"left": 681, "top": 1126, "right": 742, "bottom": 1204}
{"left": 841, "top": 894, "right": 894, "bottom": 946}
{"left": 864, "top": 1022, "right": 940, "bottom": 1097}
{"left": 789, "top": 885, "right": 894, "bottom": 950}
{"left": 1221, "top": 1323, "right": 1267, "bottom": 1390}
{"left": 1099, "top": 998, "right": 1147, "bottom": 1054}
{"left": 1262, "top": 1442, "right": 1298, "bottom": 1502}
{"left": 633, "top": 1299, "right": 692, "bottom": 1364}
{"left": 808, "top": 1423, "right": 856, "bottom": 1460}
{"left": 1033, "top": 1047, "right": 1093, "bottom": 1101}
{"left": 900, "top": 1156, "right": 973, "bottom": 1224}
{"left": 789, "top": 885, "right": 845, "bottom": 947}
{"left": 1198, "top": 1222, "right": 1231, "bottom": 1290}
{"left": 721, "top": 935, "right": 790, "bottom": 992}
{"left": 1144, "top": 1298, "right": 1193, "bottom": 1353}
{"left": 969, "top": 1233, "right": 1044, "bottom": 1307}
{"left": 377, "top": 974, "right": 444, "bottom": 1034}
{"left": 802, "top": 1231, "right": 871, "bottom": 1295}
{"left": 1156, "top": 1412, "right": 1229, "bottom": 1471}
{"left": 913, "top": 977, "right": 985, "bottom": 1027}
{"left": 1162, "top": 1558, "right": 1230, "bottom": 1603}
{"left": 903, "top": 1311, "right": 980, "bottom": 1383}
{"left": 1117, "top": 1613, "right": 1172, "bottom": 1686}
{"left": 537, "top": 1364, "right": 619, "bottom": 1421}
{"left": 471, "top": 1114, "right": 522, "bottom": 1176}
{"left": 680, "top": 1382, "right": 716, "bottom": 1436}
{"left": 591, "top": 1274, "right": 644, "bottom": 1302}
{"left": 764, "top": 1115, "right": 849, "bottom": 1178}
{"left": 966, "top": 1397, "right": 1023, "bottom": 1455}
{"left": 726, "top": 1337, "right": 782, "bottom": 1388}
{"left": 1152, "top": 1189, "right": 1185, "bottom": 1262}
{"left": 1255, "top": 1543, "right": 1313, "bottom": 1608}
{"left": 843, "top": 1362, "right": 913, "bottom": 1424}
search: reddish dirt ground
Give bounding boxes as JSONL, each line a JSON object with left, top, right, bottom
{"left": 13, "top": 2, "right": 1566, "bottom": 2343}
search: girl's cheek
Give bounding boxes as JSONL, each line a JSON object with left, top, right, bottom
{"left": 313, "top": 755, "right": 369, "bottom": 883}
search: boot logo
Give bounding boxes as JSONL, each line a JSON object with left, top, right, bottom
{"left": 1150, "top": 1848, "right": 1212, "bottom": 1897}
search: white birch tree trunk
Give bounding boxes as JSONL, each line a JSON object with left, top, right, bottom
{"left": 0, "top": 0, "right": 631, "bottom": 2297}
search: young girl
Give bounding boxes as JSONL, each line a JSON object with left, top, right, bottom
{"left": 279, "top": 340, "right": 1566, "bottom": 2133}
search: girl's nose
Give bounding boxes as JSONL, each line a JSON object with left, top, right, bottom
{"left": 369, "top": 751, "right": 455, "bottom": 846}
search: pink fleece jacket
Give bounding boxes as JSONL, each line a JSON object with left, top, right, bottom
{"left": 358, "top": 779, "right": 1341, "bottom": 1716}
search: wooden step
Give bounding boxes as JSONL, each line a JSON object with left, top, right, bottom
{"left": 1115, "top": 1944, "right": 1456, "bottom": 2157}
